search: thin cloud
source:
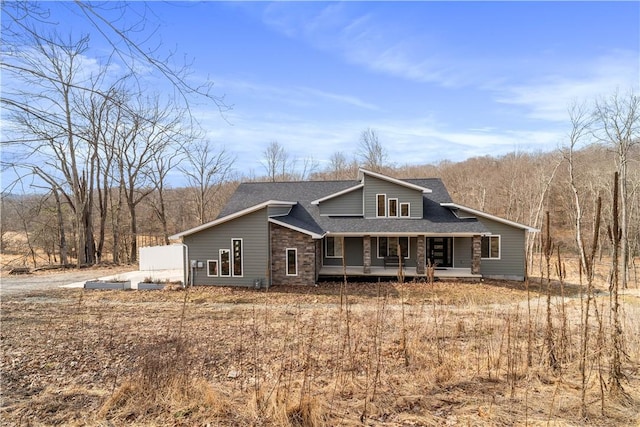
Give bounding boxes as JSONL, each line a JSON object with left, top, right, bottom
{"left": 496, "top": 50, "right": 639, "bottom": 122}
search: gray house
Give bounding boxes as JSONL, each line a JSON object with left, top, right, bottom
{"left": 169, "top": 169, "right": 538, "bottom": 286}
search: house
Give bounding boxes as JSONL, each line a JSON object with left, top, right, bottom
{"left": 169, "top": 169, "right": 538, "bottom": 287}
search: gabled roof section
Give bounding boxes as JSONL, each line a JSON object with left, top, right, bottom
{"left": 311, "top": 183, "right": 364, "bottom": 205}
{"left": 358, "top": 168, "right": 432, "bottom": 193}
{"left": 441, "top": 203, "right": 540, "bottom": 232}
{"left": 169, "top": 200, "right": 296, "bottom": 239}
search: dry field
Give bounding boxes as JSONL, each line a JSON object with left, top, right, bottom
{"left": 1, "top": 269, "right": 639, "bottom": 426}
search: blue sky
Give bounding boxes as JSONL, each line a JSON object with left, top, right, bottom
{"left": 4, "top": 1, "right": 640, "bottom": 180}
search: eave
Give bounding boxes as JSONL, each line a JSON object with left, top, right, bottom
{"left": 358, "top": 168, "right": 432, "bottom": 193}
{"left": 169, "top": 200, "right": 297, "bottom": 239}
{"left": 440, "top": 203, "right": 540, "bottom": 232}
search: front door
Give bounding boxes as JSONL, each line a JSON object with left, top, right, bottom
{"left": 426, "top": 237, "right": 453, "bottom": 268}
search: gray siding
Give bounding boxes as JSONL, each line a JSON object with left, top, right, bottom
{"left": 477, "top": 217, "right": 527, "bottom": 280}
{"left": 322, "top": 237, "right": 362, "bottom": 266}
{"left": 318, "top": 188, "right": 363, "bottom": 216}
{"left": 184, "top": 208, "right": 269, "bottom": 286}
{"left": 453, "top": 237, "right": 472, "bottom": 269}
{"left": 363, "top": 175, "right": 422, "bottom": 219}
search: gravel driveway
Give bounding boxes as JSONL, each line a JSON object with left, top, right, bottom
{"left": 0, "top": 267, "right": 137, "bottom": 297}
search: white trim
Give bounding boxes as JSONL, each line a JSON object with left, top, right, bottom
{"left": 376, "top": 193, "right": 387, "bottom": 217}
{"left": 440, "top": 203, "right": 539, "bottom": 232}
{"left": 481, "top": 235, "right": 501, "bottom": 260}
{"left": 231, "top": 238, "right": 243, "bottom": 277}
{"left": 206, "top": 259, "right": 218, "bottom": 277}
{"left": 286, "top": 248, "right": 298, "bottom": 276}
{"left": 358, "top": 168, "right": 432, "bottom": 193}
{"left": 268, "top": 218, "right": 324, "bottom": 239}
{"left": 320, "top": 213, "right": 363, "bottom": 217}
{"left": 388, "top": 198, "right": 399, "bottom": 217}
{"left": 399, "top": 202, "right": 410, "bottom": 218}
{"left": 219, "top": 249, "right": 231, "bottom": 277}
{"left": 311, "top": 183, "right": 364, "bottom": 205}
{"left": 169, "top": 200, "right": 297, "bottom": 239}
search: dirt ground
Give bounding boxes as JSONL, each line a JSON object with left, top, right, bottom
{"left": 1, "top": 271, "right": 639, "bottom": 426}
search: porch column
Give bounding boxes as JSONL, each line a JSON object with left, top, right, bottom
{"left": 363, "top": 235, "right": 371, "bottom": 274}
{"left": 472, "top": 235, "right": 482, "bottom": 275}
{"left": 416, "top": 235, "right": 426, "bottom": 275}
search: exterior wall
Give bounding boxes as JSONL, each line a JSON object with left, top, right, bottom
{"left": 453, "top": 237, "right": 472, "bottom": 269}
{"left": 270, "top": 223, "right": 317, "bottom": 285}
{"left": 362, "top": 175, "right": 422, "bottom": 219}
{"left": 477, "top": 217, "right": 527, "bottom": 280}
{"left": 318, "top": 188, "right": 363, "bottom": 216}
{"left": 139, "top": 245, "right": 184, "bottom": 271}
{"left": 184, "top": 208, "right": 268, "bottom": 286}
{"left": 322, "top": 237, "right": 362, "bottom": 266}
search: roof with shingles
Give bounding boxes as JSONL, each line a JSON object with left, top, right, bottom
{"left": 217, "top": 178, "right": 490, "bottom": 236}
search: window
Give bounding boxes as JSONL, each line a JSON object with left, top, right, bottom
{"left": 286, "top": 248, "right": 297, "bottom": 276}
{"left": 232, "top": 238, "right": 243, "bottom": 276}
{"left": 377, "top": 237, "right": 409, "bottom": 258}
{"left": 207, "top": 260, "right": 218, "bottom": 277}
{"left": 376, "top": 194, "right": 386, "bottom": 217}
{"left": 481, "top": 236, "right": 500, "bottom": 259}
{"left": 325, "top": 236, "right": 343, "bottom": 258}
{"left": 400, "top": 203, "right": 410, "bottom": 217}
{"left": 388, "top": 198, "right": 398, "bottom": 217}
{"left": 219, "top": 249, "right": 230, "bottom": 277}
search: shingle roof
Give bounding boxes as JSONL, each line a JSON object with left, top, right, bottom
{"left": 218, "top": 178, "right": 489, "bottom": 236}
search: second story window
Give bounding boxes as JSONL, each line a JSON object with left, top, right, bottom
{"left": 388, "top": 198, "right": 398, "bottom": 217}
{"left": 400, "top": 203, "right": 410, "bottom": 217}
{"left": 376, "top": 194, "right": 386, "bottom": 217}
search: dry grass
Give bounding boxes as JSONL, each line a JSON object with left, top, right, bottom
{"left": 2, "top": 274, "right": 639, "bottom": 426}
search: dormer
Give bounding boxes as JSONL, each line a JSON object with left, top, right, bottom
{"left": 358, "top": 169, "right": 430, "bottom": 219}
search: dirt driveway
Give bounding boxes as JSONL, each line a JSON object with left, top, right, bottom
{"left": 0, "top": 266, "right": 137, "bottom": 297}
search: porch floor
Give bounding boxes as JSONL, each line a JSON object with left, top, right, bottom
{"left": 318, "top": 265, "right": 481, "bottom": 280}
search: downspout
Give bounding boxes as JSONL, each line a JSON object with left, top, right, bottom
{"left": 178, "top": 242, "right": 189, "bottom": 289}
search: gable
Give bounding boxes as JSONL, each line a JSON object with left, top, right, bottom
{"left": 362, "top": 174, "right": 423, "bottom": 219}
{"left": 317, "top": 186, "right": 363, "bottom": 216}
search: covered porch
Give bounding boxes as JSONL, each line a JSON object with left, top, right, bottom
{"left": 318, "top": 265, "right": 481, "bottom": 280}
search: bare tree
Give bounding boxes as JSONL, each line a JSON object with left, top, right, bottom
{"left": 564, "top": 101, "right": 597, "bottom": 276}
{"left": 358, "top": 128, "right": 388, "bottom": 172}
{"left": 2, "top": 31, "right": 100, "bottom": 265}
{"left": 261, "top": 141, "right": 290, "bottom": 182}
{"left": 148, "top": 144, "right": 183, "bottom": 244}
{"left": 115, "top": 94, "right": 185, "bottom": 262}
{"left": 594, "top": 89, "right": 639, "bottom": 289}
{"left": 180, "top": 140, "right": 235, "bottom": 224}
{"left": 326, "top": 151, "right": 358, "bottom": 180}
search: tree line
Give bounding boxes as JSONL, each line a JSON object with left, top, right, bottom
{"left": 1, "top": 3, "right": 638, "bottom": 287}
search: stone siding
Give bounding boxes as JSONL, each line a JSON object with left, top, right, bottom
{"left": 416, "top": 235, "right": 425, "bottom": 274}
{"left": 270, "top": 223, "right": 317, "bottom": 285}
{"left": 363, "top": 236, "right": 371, "bottom": 273}
{"left": 472, "top": 235, "right": 482, "bottom": 275}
